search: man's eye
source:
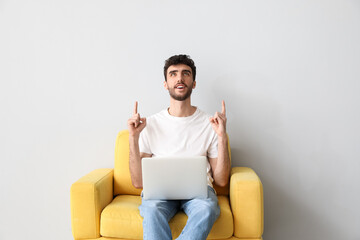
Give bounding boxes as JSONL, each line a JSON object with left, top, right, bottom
{"left": 184, "top": 72, "right": 190, "bottom": 76}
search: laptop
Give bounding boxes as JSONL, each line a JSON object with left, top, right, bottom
{"left": 141, "top": 156, "right": 208, "bottom": 200}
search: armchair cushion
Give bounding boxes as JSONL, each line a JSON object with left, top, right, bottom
{"left": 100, "top": 195, "right": 233, "bottom": 239}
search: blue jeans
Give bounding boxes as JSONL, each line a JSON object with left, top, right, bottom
{"left": 139, "top": 186, "right": 220, "bottom": 240}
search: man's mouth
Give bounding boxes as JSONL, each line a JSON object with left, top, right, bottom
{"left": 175, "top": 84, "right": 186, "bottom": 89}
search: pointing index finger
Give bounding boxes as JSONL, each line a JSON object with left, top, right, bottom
{"left": 221, "top": 100, "right": 226, "bottom": 115}
{"left": 134, "top": 101, "right": 138, "bottom": 114}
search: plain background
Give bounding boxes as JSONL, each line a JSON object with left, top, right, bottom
{"left": 1, "top": 0, "right": 359, "bottom": 239}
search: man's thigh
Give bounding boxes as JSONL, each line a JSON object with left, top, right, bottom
{"left": 139, "top": 198, "right": 180, "bottom": 222}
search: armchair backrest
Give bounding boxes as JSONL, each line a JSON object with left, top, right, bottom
{"left": 114, "top": 130, "right": 231, "bottom": 196}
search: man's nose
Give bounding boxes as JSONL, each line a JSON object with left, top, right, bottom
{"left": 176, "top": 74, "right": 184, "bottom": 82}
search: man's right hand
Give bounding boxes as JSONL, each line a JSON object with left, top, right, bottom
{"left": 127, "top": 101, "right": 146, "bottom": 138}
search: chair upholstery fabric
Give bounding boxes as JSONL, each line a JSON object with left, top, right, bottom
{"left": 70, "top": 130, "right": 264, "bottom": 240}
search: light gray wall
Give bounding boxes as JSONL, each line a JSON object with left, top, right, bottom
{"left": 1, "top": 0, "right": 359, "bottom": 239}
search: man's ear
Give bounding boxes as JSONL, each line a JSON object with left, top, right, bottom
{"left": 192, "top": 81, "right": 196, "bottom": 89}
{"left": 164, "top": 81, "right": 169, "bottom": 90}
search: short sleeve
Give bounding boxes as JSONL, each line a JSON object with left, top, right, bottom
{"left": 207, "top": 133, "right": 218, "bottom": 158}
{"left": 139, "top": 127, "right": 152, "bottom": 154}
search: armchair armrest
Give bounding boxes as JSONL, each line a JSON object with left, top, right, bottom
{"left": 230, "top": 167, "right": 264, "bottom": 238}
{"left": 70, "top": 168, "right": 114, "bottom": 240}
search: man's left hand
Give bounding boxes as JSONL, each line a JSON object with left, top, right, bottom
{"left": 210, "top": 100, "right": 227, "bottom": 138}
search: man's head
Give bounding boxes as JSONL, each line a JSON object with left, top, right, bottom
{"left": 163, "top": 55, "right": 197, "bottom": 101}
{"left": 163, "top": 54, "right": 196, "bottom": 81}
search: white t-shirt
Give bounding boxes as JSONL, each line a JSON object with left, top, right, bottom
{"left": 139, "top": 107, "right": 218, "bottom": 187}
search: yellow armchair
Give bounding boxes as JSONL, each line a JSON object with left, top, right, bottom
{"left": 70, "top": 130, "right": 264, "bottom": 240}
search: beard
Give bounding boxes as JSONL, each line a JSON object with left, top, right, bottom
{"left": 168, "top": 82, "right": 194, "bottom": 101}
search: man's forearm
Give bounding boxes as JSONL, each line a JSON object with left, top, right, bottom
{"left": 214, "top": 136, "right": 231, "bottom": 186}
{"left": 129, "top": 136, "right": 143, "bottom": 188}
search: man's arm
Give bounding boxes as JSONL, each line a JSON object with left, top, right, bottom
{"left": 129, "top": 136, "right": 151, "bottom": 189}
{"left": 209, "top": 100, "right": 231, "bottom": 187}
{"left": 209, "top": 136, "right": 230, "bottom": 187}
{"left": 127, "top": 101, "right": 150, "bottom": 189}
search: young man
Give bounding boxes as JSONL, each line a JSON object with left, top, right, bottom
{"left": 127, "top": 54, "right": 230, "bottom": 240}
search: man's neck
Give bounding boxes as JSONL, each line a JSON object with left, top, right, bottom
{"left": 168, "top": 98, "right": 196, "bottom": 117}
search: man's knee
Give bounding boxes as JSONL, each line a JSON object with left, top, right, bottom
{"left": 185, "top": 199, "right": 220, "bottom": 221}
{"left": 199, "top": 202, "right": 220, "bottom": 220}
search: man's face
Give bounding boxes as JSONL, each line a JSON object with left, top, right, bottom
{"left": 164, "top": 64, "right": 196, "bottom": 101}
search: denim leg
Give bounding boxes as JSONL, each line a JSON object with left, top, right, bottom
{"left": 139, "top": 198, "right": 180, "bottom": 240}
{"left": 176, "top": 186, "right": 220, "bottom": 240}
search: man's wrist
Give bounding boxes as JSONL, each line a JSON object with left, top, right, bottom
{"left": 218, "top": 133, "right": 227, "bottom": 141}
{"left": 129, "top": 134, "right": 140, "bottom": 143}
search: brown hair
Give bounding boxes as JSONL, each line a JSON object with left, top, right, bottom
{"left": 163, "top": 54, "right": 196, "bottom": 81}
